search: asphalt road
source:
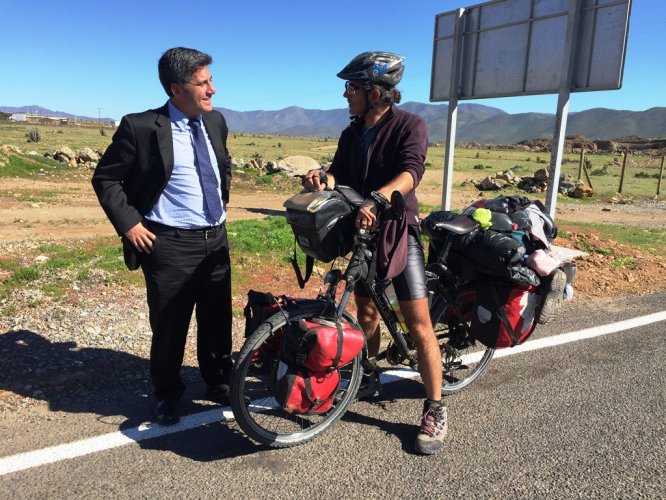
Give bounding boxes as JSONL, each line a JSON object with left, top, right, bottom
{"left": 2, "top": 292, "right": 665, "bottom": 499}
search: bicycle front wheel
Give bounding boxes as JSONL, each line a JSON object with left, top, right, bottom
{"left": 429, "top": 289, "right": 495, "bottom": 395}
{"left": 230, "top": 304, "right": 363, "bottom": 448}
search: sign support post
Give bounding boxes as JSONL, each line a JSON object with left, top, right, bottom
{"left": 442, "top": 8, "right": 465, "bottom": 211}
{"left": 545, "top": 0, "right": 583, "bottom": 219}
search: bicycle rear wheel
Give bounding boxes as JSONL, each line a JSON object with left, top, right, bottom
{"left": 429, "top": 289, "right": 495, "bottom": 395}
{"left": 230, "top": 303, "right": 363, "bottom": 448}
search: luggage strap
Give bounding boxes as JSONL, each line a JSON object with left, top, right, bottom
{"left": 489, "top": 283, "right": 520, "bottom": 347}
{"left": 290, "top": 239, "right": 313, "bottom": 289}
{"left": 301, "top": 368, "right": 336, "bottom": 411}
{"left": 331, "top": 321, "right": 344, "bottom": 370}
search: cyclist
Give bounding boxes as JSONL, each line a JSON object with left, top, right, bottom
{"left": 302, "top": 52, "right": 447, "bottom": 455}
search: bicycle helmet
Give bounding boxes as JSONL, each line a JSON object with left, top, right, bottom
{"left": 337, "top": 51, "right": 405, "bottom": 89}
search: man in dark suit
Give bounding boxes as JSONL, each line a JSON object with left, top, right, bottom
{"left": 92, "top": 47, "right": 234, "bottom": 425}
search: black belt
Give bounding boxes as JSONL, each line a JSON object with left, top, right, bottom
{"left": 144, "top": 220, "right": 224, "bottom": 239}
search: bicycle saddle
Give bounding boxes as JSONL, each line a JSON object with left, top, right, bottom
{"left": 431, "top": 215, "right": 479, "bottom": 235}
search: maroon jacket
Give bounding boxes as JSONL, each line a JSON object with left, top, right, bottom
{"left": 328, "top": 106, "right": 427, "bottom": 226}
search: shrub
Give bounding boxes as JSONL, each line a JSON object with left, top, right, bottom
{"left": 27, "top": 127, "right": 41, "bottom": 143}
{"left": 634, "top": 171, "right": 664, "bottom": 179}
{"left": 255, "top": 175, "right": 274, "bottom": 186}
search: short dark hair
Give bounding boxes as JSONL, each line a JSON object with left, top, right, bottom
{"left": 158, "top": 47, "right": 213, "bottom": 97}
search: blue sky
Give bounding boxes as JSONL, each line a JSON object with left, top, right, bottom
{"left": 0, "top": 0, "right": 663, "bottom": 120}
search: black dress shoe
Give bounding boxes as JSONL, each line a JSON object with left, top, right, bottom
{"left": 206, "top": 384, "right": 231, "bottom": 405}
{"left": 155, "top": 399, "right": 180, "bottom": 426}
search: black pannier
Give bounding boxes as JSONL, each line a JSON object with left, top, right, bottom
{"left": 283, "top": 188, "right": 360, "bottom": 263}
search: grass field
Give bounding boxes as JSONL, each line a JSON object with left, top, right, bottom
{"left": 2, "top": 122, "right": 663, "bottom": 200}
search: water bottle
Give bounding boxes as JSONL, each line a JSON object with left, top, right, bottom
{"left": 385, "top": 284, "right": 407, "bottom": 332}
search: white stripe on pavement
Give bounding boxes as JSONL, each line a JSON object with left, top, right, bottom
{"left": 1, "top": 310, "right": 665, "bottom": 476}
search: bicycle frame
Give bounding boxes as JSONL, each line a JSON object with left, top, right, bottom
{"left": 311, "top": 221, "right": 466, "bottom": 370}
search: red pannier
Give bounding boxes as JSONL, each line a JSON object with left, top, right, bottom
{"left": 470, "top": 279, "right": 539, "bottom": 348}
{"left": 281, "top": 318, "right": 365, "bottom": 372}
{"left": 271, "top": 361, "right": 340, "bottom": 414}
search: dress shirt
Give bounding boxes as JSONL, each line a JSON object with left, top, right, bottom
{"left": 145, "top": 101, "right": 226, "bottom": 228}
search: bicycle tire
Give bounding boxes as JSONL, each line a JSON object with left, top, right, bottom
{"left": 429, "top": 289, "right": 495, "bottom": 395}
{"left": 230, "top": 302, "right": 363, "bottom": 448}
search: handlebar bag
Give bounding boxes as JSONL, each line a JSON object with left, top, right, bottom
{"left": 281, "top": 317, "right": 365, "bottom": 372}
{"left": 470, "top": 278, "right": 539, "bottom": 348}
{"left": 283, "top": 189, "right": 355, "bottom": 262}
{"left": 270, "top": 360, "right": 340, "bottom": 414}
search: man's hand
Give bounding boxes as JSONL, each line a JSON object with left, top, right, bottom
{"left": 125, "top": 222, "right": 156, "bottom": 254}
{"left": 302, "top": 169, "right": 329, "bottom": 191}
{"left": 355, "top": 199, "right": 378, "bottom": 230}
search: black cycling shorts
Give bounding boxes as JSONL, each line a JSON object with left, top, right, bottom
{"left": 355, "top": 226, "right": 428, "bottom": 301}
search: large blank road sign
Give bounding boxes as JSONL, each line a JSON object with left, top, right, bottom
{"left": 431, "top": 0, "right": 631, "bottom": 101}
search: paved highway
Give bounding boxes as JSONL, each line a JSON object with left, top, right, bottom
{"left": 2, "top": 292, "right": 665, "bottom": 498}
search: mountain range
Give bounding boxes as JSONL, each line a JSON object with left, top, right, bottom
{"left": 3, "top": 104, "right": 665, "bottom": 144}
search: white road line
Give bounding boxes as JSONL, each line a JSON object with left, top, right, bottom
{"left": 2, "top": 310, "right": 665, "bottom": 476}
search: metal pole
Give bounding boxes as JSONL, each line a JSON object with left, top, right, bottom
{"left": 441, "top": 8, "right": 465, "bottom": 211}
{"left": 657, "top": 155, "right": 664, "bottom": 196}
{"left": 618, "top": 149, "right": 628, "bottom": 193}
{"left": 545, "top": 0, "right": 583, "bottom": 220}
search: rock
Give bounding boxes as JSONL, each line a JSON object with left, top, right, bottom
{"left": 496, "top": 170, "right": 519, "bottom": 183}
{"left": 534, "top": 168, "right": 549, "bottom": 183}
{"left": 0, "top": 144, "right": 23, "bottom": 154}
{"left": 265, "top": 161, "right": 279, "bottom": 173}
{"left": 595, "top": 140, "right": 617, "bottom": 153}
{"left": 276, "top": 156, "right": 320, "bottom": 177}
{"left": 478, "top": 176, "right": 504, "bottom": 190}
{"left": 559, "top": 181, "right": 576, "bottom": 195}
{"left": 57, "top": 145, "right": 76, "bottom": 160}
{"left": 571, "top": 184, "right": 594, "bottom": 198}
{"left": 78, "top": 147, "right": 100, "bottom": 162}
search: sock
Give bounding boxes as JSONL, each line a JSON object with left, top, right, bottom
{"left": 425, "top": 398, "right": 444, "bottom": 411}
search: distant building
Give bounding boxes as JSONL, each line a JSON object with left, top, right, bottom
{"left": 8, "top": 113, "right": 68, "bottom": 125}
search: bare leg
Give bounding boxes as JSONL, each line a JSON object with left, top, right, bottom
{"left": 399, "top": 297, "right": 442, "bottom": 401}
{"left": 355, "top": 295, "right": 381, "bottom": 357}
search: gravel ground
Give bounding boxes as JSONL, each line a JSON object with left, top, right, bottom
{"left": 0, "top": 257, "right": 248, "bottom": 421}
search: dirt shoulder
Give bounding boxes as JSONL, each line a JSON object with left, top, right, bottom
{"left": 1, "top": 174, "right": 666, "bottom": 300}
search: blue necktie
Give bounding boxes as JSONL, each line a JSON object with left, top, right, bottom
{"left": 189, "top": 119, "right": 223, "bottom": 223}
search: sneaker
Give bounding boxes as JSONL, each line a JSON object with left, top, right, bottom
{"left": 414, "top": 401, "right": 448, "bottom": 455}
{"left": 537, "top": 268, "right": 567, "bottom": 325}
{"left": 355, "top": 370, "right": 382, "bottom": 401}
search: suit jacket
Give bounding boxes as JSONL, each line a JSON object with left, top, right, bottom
{"left": 92, "top": 102, "right": 232, "bottom": 269}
